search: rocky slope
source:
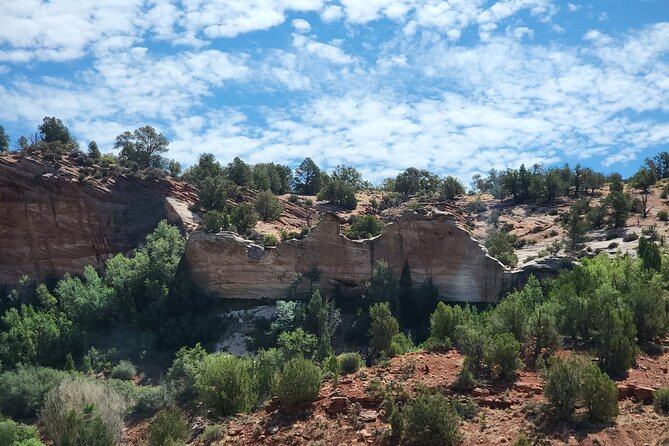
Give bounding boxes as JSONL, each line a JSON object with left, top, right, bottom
{"left": 0, "top": 154, "right": 198, "bottom": 284}
{"left": 186, "top": 210, "right": 511, "bottom": 302}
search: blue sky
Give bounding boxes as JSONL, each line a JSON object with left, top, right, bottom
{"left": 0, "top": 0, "right": 668, "bottom": 184}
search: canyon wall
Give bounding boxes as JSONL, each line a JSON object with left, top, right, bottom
{"left": 186, "top": 211, "right": 511, "bottom": 303}
{"left": 0, "top": 155, "right": 197, "bottom": 284}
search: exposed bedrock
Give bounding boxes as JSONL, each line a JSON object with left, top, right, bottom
{"left": 186, "top": 210, "right": 513, "bottom": 303}
{"left": 0, "top": 155, "right": 198, "bottom": 284}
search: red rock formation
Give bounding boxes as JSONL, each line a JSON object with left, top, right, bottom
{"left": 0, "top": 154, "right": 197, "bottom": 284}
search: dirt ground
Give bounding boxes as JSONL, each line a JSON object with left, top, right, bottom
{"left": 119, "top": 342, "right": 667, "bottom": 446}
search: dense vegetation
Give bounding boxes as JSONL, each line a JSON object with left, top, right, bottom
{"left": 2, "top": 119, "right": 669, "bottom": 444}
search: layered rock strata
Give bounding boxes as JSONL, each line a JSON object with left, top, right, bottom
{"left": 185, "top": 210, "right": 510, "bottom": 302}
{"left": 0, "top": 155, "right": 197, "bottom": 284}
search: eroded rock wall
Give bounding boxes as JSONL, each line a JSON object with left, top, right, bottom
{"left": 186, "top": 211, "right": 509, "bottom": 302}
{"left": 0, "top": 155, "right": 197, "bottom": 284}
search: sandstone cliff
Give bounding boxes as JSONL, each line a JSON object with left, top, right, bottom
{"left": 0, "top": 154, "right": 198, "bottom": 284}
{"left": 185, "top": 210, "right": 510, "bottom": 303}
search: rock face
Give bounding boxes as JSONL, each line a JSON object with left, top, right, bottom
{"left": 0, "top": 155, "right": 197, "bottom": 284}
{"left": 186, "top": 210, "right": 510, "bottom": 302}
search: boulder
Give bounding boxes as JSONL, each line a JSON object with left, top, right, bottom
{"left": 326, "top": 396, "right": 350, "bottom": 414}
{"left": 634, "top": 385, "right": 655, "bottom": 404}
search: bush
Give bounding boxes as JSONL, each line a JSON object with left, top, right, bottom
{"left": 274, "top": 358, "right": 322, "bottom": 406}
{"left": 261, "top": 233, "right": 279, "bottom": 247}
{"left": 654, "top": 387, "right": 669, "bottom": 414}
{"left": 195, "top": 354, "right": 255, "bottom": 417}
{"left": 0, "top": 419, "right": 44, "bottom": 446}
{"left": 41, "top": 379, "right": 126, "bottom": 446}
{"left": 430, "top": 302, "right": 456, "bottom": 343}
{"left": 338, "top": 352, "right": 364, "bottom": 374}
{"left": 389, "top": 333, "right": 415, "bottom": 357}
{"left": 543, "top": 357, "right": 618, "bottom": 423}
{"left": 485, "top": 230, "right": 518, "bottom": 268}
{"left": 543, "top": 358, "right": 582, "bottom": 420}
{"left": 229, "top": 203, "right": 258, "bottom": 235}
{"left": 344, "top": 215, "right": 383, "bottom": 239}
{"left": 255, "top": 191, "right": 283, "bottom": 222}
{"left": 484, "top": 333, "right": 522, "bottom": 380}
{"left": 0, "top": 365, "right": 72, "bottom": 418}
{"left": 368, "top": 303, "right": 400, "bottom": 360}
{"left": 659, "top": 210, "right": 669, "bottom": 222}
{"left": 110, "top": 360, "right": 136, "bottom": 380}
{"left": 401, "top": 393, "right": 462, "bottom": 446}
{"left": 165, "top": 344, "right": 206, "bottom": 404}
{"left": 203, "top": 210, "right": 229, "bottom": 232}
{"left": 147, "top": 407, "right": 189, "bottom": 446}
{"left": 278, "top": 328, "right": 317, "bottom": 359}
{"left": 200, "top": 424, "right": 224, "bottom": 444}
{"left": 251, "top": 348, "right": 283, "bottom": 401}
{"left": 512, "top": 433, "right": 531, "bottom": 446}
{"left": 580, "top": 363, "right": 618, "bottom": 423}
{"left": 452, "top": 368, "right": 476, "bottom": 391}
{"left": 322, "top": 355, "right": 341, "bottom": 378}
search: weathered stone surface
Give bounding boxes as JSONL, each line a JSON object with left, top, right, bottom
{"left": 326, "top": 396, "right": 350, "bottom": 414}
{"left": 186, "top": 210, "right": 510, "bottom": 302}
{"left": 0, "top": 155, "right": 197, "bottom": 284}
{"left": 634, "top": 385, "right": 655, "bottom": 404}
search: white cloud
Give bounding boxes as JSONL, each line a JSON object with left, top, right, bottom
{"left": 292, "top": 34, "right": 354, "bottom": 64}
{"left": 321, "top": 5, "right": 344, "bottom": 22}
{"left": 567, "top": 3, "right": 580, "bottom": 12}
{"left": 292, "top": 18, "right": 312, "bottom": 33}
{"left": 0, "top": 0, "right": 146, "bottom": 62}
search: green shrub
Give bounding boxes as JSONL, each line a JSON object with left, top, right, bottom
{"left": 338, "top": 352, "right": 364, "bottom": 374}
{"left": 661, "top": 184, "right": 669, "bottom": 199}
{"left": 195, "top": 354, "right": 255, "bottom": 417}
{"left": 543, "top": 357, "right": 618, "bottom": 423}
{"left": 344, "top": 215, "right": 383, "bottom": 239}
{"left": 203, "top": 210, "right": 229, "bottom": 232}
{"left": 110, "top": 360, "right": 136, "bottom": 380}
{"left": 512, "top": 433, "right": 531, "bottom": 446}
{"left": 0, "top": 419, "right": 44, "bottom": 446}
{"left": 368, "top": 303, "right": 399, "bottom": 360}
{"left": 580, "top": 363, "right": 618, "bottom": 423}
{"left": 147, "top": 407, "right": 189, "bottom": 446}
{"left": 200, "top": 424, "right": 224, "bottom": 445}
{"left": 452, "top": 368, "right": 476, "bottom": 391}
{"left": 484, "top": 333, "right": 522, "bottom": 380}
{"left": 485, "top": 230, "right": 518, "bottom": 268}
{"left": 401, "top": 393, "right": 462, "bottom": 446}
{"left": 278, "top": 328, "right": 317, "bottom": 359}
{"left": 40, "top": 379, "right": 126, "bottom": 446}
{"left": 658, "top": 210, "right": 669, "bottom": 222}
{"left": 389, "top": 333, "right": 415, "bottom": 357}
{"left": 430, "top": 302, "right": 456, "bottom": 343}
{"left": 254, "top": 190, "right": 283, "bottom": 222}
{"left": 543, "top": 358, "right": 582, "bottom": 420}
{"left": 466, "top": 197, "right": 487, "bottom": 214}
{"left": 166, "top": 344, "right": 206, "bottom": 404}
{"left": 654, "top": 387, "right": 669, "bottom": 414}
{"left": 424, "top": 336, "right": 452, "bottom": 352}
{"left": 261, "top": 233, "right": 279, "bottom": 247}
{"left": 251, "top": 348, "right": 283, "bottom": 401}
{"left": 274, "top": 358, "right": 322, "bottom": 406}
{"left": 0, "top": 365, "right": 73, "bottom": 418}
{"left": 322, "top": 355, "right": 341, "bottom": 378}
{"left": 229, "top": 203, "right": 258, "bottom": 235}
